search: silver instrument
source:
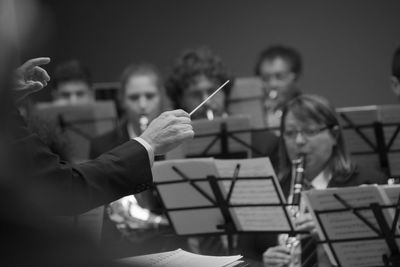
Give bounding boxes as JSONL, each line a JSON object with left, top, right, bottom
{"left": 108, "top": 114, "right": 167, "bottom": 235}
{"left": 139, "top": 115, "right": 149, "bottom": 134}
{"left": 206, "top": 108, "right": 214, "bottom": 120}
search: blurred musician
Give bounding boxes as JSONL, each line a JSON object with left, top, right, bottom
{"left": 165, "top": 46, "right": 233, "bottom": 120}
{"left": 390, "top": 45, "right": 400, "bottom": 101}
{"left": 51, "top": 59, "right": 95, "bottom": 106}
{"left": 91, "top": 63, "right": 164, "bottom": 155}
{"left": 254, "top": 45, "right": 302, "bottom": 129}
{"left": 239, "top": 94, "right": 386, "bottom": 267}
{"left": 165, "top": 46, "right": 279, "bottom": 159}
{"left": 90, "top": 63, "right": 183, "bottom": 257}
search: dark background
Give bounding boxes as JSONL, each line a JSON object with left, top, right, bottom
{"left": 19, "top": 0, "right": 400, "bottom": 107}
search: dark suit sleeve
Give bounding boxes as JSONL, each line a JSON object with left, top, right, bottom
{"left": 11, "top": 108, "right": 153, "bottom": 216}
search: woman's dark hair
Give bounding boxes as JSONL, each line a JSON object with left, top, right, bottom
{"left": 165, "top": 47, "right": 233, "bottom": 109}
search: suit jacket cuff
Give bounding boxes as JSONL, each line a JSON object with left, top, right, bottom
{"left": 133, "top": 137, "right": 154, "bottom": 166}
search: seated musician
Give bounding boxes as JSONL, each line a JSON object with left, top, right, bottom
{"left": 255, "top": 45, "right": 302, "bottom": 129}
{"left": 51, "top": 59, "right": 95, "bottom": 105}
{"left": 90, "top": 63, "right": 187, "bottom": 257}
{"left": 238, "top": 94, "right": 386, "bottom": 267}
{"left": 165, "top": 46, "right": 279, "bottom": 160}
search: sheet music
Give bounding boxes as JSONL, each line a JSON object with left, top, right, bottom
{"left": 153, "top": 157, "right": 292, "bottom": 234}
{"left": 331, "top": 240, "right": 391, "bottom": 267}
{"left": 336, "top": 104, "right": 400, "bottom": 177}
{"left": 118, "top": 248, "right": 242, "bottom": 267}
{"left": 153, "top": 158, "right": 218, "bottom": 183}
{"left": 153, "top": 158, "right": 218, "bottom": 208}
{"left": 215, "top": 158, "right": 283, "bottom": 204}
{"left": 215, "top": 158, "right": 289, "bottom": 231}
{"left": 215, "top": 157, "right": 276, "bottom": 178}
{"left": 153, "top": 158, "right": 223, "bottom": 234}
{"left": 230, "top": 207, "right": 291, "bottom": 231}
{"left": 380, "top": 184, "right": 400, "bottom": 204}
{"left": 379, "top": 184, "right": 400, "bottom": 233}
{"left": 305, "top": 186, "right": 385, "bottom": 238}
{"left": 303, "top": 185, "right": 395, "bottom": 267}
{"left": 168, "top": 209, "right": 225, "bottom": 235}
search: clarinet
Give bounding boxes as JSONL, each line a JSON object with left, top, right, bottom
{"left": 282, "top": 154, "right": 305, "bottom": 267}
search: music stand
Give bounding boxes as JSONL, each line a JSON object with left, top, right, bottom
{"left": 304, "top": 185, "right": 400, "bottom": 267}
{"left": 336, "top": 105, "right": 400, "bottom": 178}
{"left": 32, "top": 101, "right": 117, "bottom": 240}
{"left": 32, "top": 101, "right": 117, "bottom": 162}
{"left": 227, "top": 77, "right": 265, "bottom": 130}
{"left": 152, "top": 157, "right": 301, "bottom": 255}
{"left": 166, "top": 116, "right": 278, "bottom": 160}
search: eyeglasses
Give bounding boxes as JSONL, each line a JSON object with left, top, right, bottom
{"left": 283, "top": 126, "right": 331, "bottom": 139}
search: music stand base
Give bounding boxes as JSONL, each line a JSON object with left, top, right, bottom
{"left": 383, "top": 253, "right": 400, "bottom": 267}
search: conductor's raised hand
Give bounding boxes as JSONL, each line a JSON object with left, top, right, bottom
{"left": 14, "top": 57, "right": 51, "bottom": 101}
{"left": 140, "top": 109, "right": 194, "bottom": 155}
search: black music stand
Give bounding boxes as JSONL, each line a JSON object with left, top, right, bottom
{"left": 183, "top": 116, "right": 281, "bottom": 159}
{"left": 311, "top": 193, "right": 400, "bottom": 267}
{"left": 152, "top": 158, "right": 301, "bottom": 255}
{"left": 32, "top": 101, "right": 118, "bottom": 162}
{"left": 183, "top": 116, "right": 252, "bottom": 159}
{"left": 337, "top": 105, "right": 400, "bottom": 179}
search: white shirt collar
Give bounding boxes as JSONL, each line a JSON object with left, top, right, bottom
{"left": 311, "top": 169, "right": 332, "bottom": 190}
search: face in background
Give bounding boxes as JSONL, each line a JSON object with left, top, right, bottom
{"left": 53, "top": 81, "right": 94, "bottom": 105}
{"left": 259, "top": 57, "right": 297, "bottom": 104}
{"left": 283, "top": 111, "right": 337, "bottom": 180}
{"left": 122, "top": 74, "right": 161, "bottom": 124}
{"left": 390, "top": 76, "right": 400, "bottom": 101}
{"left": 179, "top": 75, "right": 225, "bottom": 120}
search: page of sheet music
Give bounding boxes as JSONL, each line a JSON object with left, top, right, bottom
{"left": 153, "top": 158, "right": 218, "bottom": 183}
{"left": 332, "top": 239, "right": 390, "bottom": 267}
{"left": 152, "top": 158, "right": 226, "bottom": 234}
{"left": 168, "top": 208, "right": 225, "bottom": 235}
{"left": 118, "top": 248, "right": 243, "bottom": 267}
{"left": 230, "top": 206, "right": 291, "bottom": 231}
{"left": 379, "top": 184, "right": 400, "bottom": 234}
{"left": 303, "top": 185, "right": 395, "bottom": 267}
{"left": 153, "top": 158, "right": 219, "bottom": 208}
{"left": 380, "top": 184, "right": 400, "bottom": 204}
{"left": 215, "top": 157, "right": 290, "bottom": 231}
{"left": 305, "top": 186, "right": 388, "bottom": 238}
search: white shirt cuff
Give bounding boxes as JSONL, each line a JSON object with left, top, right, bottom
{"left": 133, "top": 137, "right": 154, "bottom": 167}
